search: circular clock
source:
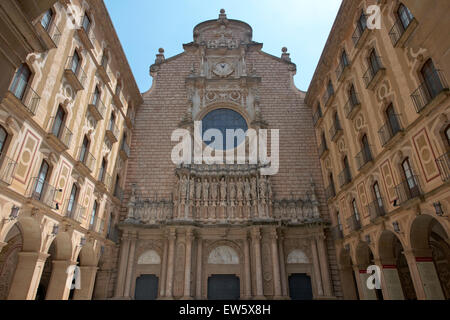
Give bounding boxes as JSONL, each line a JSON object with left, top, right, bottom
{"left": 213, "top": 62, "right": 234, "bottom": 77}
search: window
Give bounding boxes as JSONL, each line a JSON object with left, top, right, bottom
{"left": 445, "top": 125, "right": 450, "bottom": 147}
{"left": 79, "top": 136, "right": 90, "bottom": 163}
{"left": 343, "top": 156, "right": 351, "bottom": 180}
{"left": 341, "top": 50, "right": 349, "bottom": 67}
{"left": 10, "top": 64, "right": 31, "bottom": 100}
{"left": 397, "top": 4, "right": 414, "bottom": 30}
{"left": 337, "top": 212, "right": 342, "bottom": 231}
{"left": 369, "top": 49, "right": 381, "bottom": 75}
{"left": 321, "top": 132, "right": 327, "bottom": 148}
{"left": 358, "top": 11, "right": 367, "bottom": 32}
{"left": 71, "top": 51, "right": 81, "bottom": 74}
{"left": 41, "top": 9, "right": 53, "bottom": 31}
{"left": 115, "top": 82, "right": 122, "bottom": 96}
{"left": 114, "top": 175, "right": 121, "bottom": 197}
{"left": 352, "top": 199, "right": 361, "bottom": 221}
{"left": 34, "top": 160, "right": 50, "bottom": 198}
{"left": 90, "top": 201, "right": 98, "bottom": 226}
{"left": 101, "top": 52, "right": 108, "bottom": 68}
{"left": 51, "top": 106, "right": 66, "bottom": 138}
{"left": 386, "top": 104, "right": 401, "bottom": 135}
{"left": 373, "top": 182, "right": 383, "bottom": 209}
{"left": 362, "top": 134, "right": 372, "bottom": 160}
{"left": 92, "top": 86, "right": 101, "bottom": 106}
{"left": 99, "top": 158, "right": 107, "bottom": 182}
{"left": 67, "top": 184, "right": 78, "bottom": 214}
{"left": 421, "top": 59, "right": 443, "bottom": 99}
{"left": 349, "top": 84, "right": 358, "bottom": 106}
{"left": 82, "top": 14, "right": 91, "bottom": 33}
{"left": 334, "top": 112, "right": 341, "bottom": 129}
{"left": 109, "top": 112, "right": 116, "bottom": 131}
{"left": 327, "top": 80, "right": 334, "bottom": 97}
{"left": 402, "top": 158, "right": 417, "bottom": 190}
{"left": 0, "top": 126, "right": 8, "bottom": 155}
{"left": 329, "top": 173, "right": 336, "bottom": 195}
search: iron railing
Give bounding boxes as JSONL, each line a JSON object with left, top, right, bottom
{"left": 325, "top": 184, "right": 336, "bottom": 201}
{"left": 389, "top": 18, "right": 408, "bottom": 46}
{"left": 363, "top": 56, "right": 384, "bottom": 88}
{"left": 394, "top": 175, "right": 422, "bottom": 205}
{"left": 331, "top": 225, "right": 343, "bottom": 240}
{"left": 65, "top": 56, "right": 87, "bottom": 88}
{"left": 121, "top": 140, "right": 130, "bottom": 158}
{"left": 27, "top": 177, "right": 56, "bottom": 207}
{"left": 107, "top": 121, "right": 120, "bottom": 142}
{"left": 352, "top": 17, "right": 368, "bottom": 47}
{"left": 65, "top": 200, "right": 86, "bottom": 223}
{"left": 336, "top": 58, "right": 350, "bottom": 81}
{"left": 344, "top": 94, "right": 361, "bottom": 119}
{"left": 89, "top": 93, "right": 106, "bottom": 119}
{"left": 329, "top": 120, "right": 343, "bottom": 141}
{"left": 355, "top": 147, "right": 373, "bottom": 170}
{"left": 322, "top": 87, "right": 335, "bottom": 107}
{"left": 436, "top": 152, "right": 450, "bottom": 182}
{"left": 338, "top": 167, "right": 352, "bottom": 188}
{"left": 378, "top": 115, "right": 402, "bottom": 147}
{"left": 347, "top": 215, "right": 361, "bottom": 232}
{"left": 318, "top": 141, "right": 328, "bottom": 158}
{"left": 49, "top": 117, "right": 73, "bottom": 149}
{"left": 367, "top": 198, "right": 386, "bottom": 222}
{"left": 9, "top": 82, "right": 40, "bottom": 115}
{"left": 0, "top": 155, "right": 17, "bottom": 184}
{"left": 78, "top": 148, "right": 96, "bottom": 172}
{"left": 411, "top": 70, "right": 448, "bottom": 113}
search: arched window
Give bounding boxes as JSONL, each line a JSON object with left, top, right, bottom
{"left": 334, "top": 112, "right": 341, "bottom": 129}
{"left": 402, "top": 158, "right": 418, "bottom": 192}
{"left": 349, "top": 84, "right": 359, "bottom": 106}
{"left": 327, "top": 80, "right": 334, "bottom": 97}
{"left": 92, "top": 86, "right": 101, "bottom": 106}
{"left": 397, "top": 3, "right": 414, "bottom": 30}
{"left": 79, "top": 136, "right": 90, "bottom": 162}
{"left": 329, "top": 173, "right": 336, "bottom": 196}
{"left": 82, "top": 13, "right": 91, "bottom": 33}
{"left": 368, "top": 49, "right": 381, "bottom": 75}
{"left": 109, "top": 112, "right": 116, "bottom": 131}
{"left": 361, "top": 134, "right": 372, "bottom": 161}
{"left": 421, "top": 59, "right": 443, "bottom": 99}
{"left": 10, "top": 64, "right": 31, "bottom": 100}
{"left": 67, "top": 184, "right": 78, "bottom": 214}
{"left": 357, "top": 11, "right": 367, "bottom": 32}
{"left": 352, "top": 199, "right": 361, "bottom": 221}
{"left": 41, "top": 8, "right": 54, "bottom": 31}
{"left": 386, "top": 104, "right": 401, "bottom": 135}
{"left": 99, "top": 157, "right": 107, "bottom": 183}
{"left": 90, "top": 201, "right": 98, "bottom": 226}
{"left": 51, "top": 105, "right": 66, "bottom": 138}
{"left": 373, "top": 182, "right": 383, "bottom": 209}
{"left": 341, "top": 50, "right": 349, "bottom": 68}
{"left": 34, "top": 160, "right": 50, "bottom": 198}
{"left": 71, "top": 50, "right": 81, "bottom": 74}
{"left": 0, "top": 126, "right": 8, "bottom": 155}
{"left": 343, "top": 156, "right": 352, "bottom": 182}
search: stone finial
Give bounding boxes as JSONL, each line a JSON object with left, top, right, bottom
{"left": 155, "top": 48, "right": 165, "bottom": 64}
{"left": 219, "top": 8, "right": 227, "bottom": 22}
{"left": 281, "top": 47, "right": 291, "bottom": 62}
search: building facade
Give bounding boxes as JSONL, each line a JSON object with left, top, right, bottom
{"left": 0, "top": 0, "right": 141, "bottom": 300}
{"left": 105, "top": 10, "right": 339, "bottom": 301}
{"left": 306, "top": 0, "right": 450, "bottom": 300}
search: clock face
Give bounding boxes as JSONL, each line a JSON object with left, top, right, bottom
{"left": 213, "top": 62, "right": 234, "bottom": 77}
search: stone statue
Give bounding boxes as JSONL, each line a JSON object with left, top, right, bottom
{"left": 244, "top": 178, "right": 251, "bottom": 201}
{"left": 259, "top": 176, "right": 267, "bottom": 199}
{"left": 211, "top": 178, "right": 218, "bottom": 202}
{"left": 180, "top": 176, "right": 188, "bottom": 199}
{"left": 189, "top": 178, "right": 195, "bottom": 200}
{"left": 195, "top": 178, "right": 202, "bottom": 200}
{"left": 250, "top": 177, "right": 257, "bottom": 200}
{"left": 203, "top": 179, "right": 210, "bottom": 202}
{"left": 220, "top": 177, "right": 227, "bottom": 202}
{"left": 236, "top": 178, "right": 244, "bottom": 201}
{"left": 229, "top": 179, "right": 236, "bottom": 201}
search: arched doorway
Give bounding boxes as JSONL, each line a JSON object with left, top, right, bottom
{"left": 410, "top": 215, "right": 449, "bottom": 299}
{"left": 286, "top": 249, "right": 313, "bottom": 300}
{"left": 0, "top": 224, "right": 23, "bottom": 300}
{"left": 379, "top": 231, "right": 416, "bottom": 300}
{"left": 355, "top": 242, "right": 383, "bottom": 300}
{"left": 134, "top": 250, "right": 161, "bottom": 300}
{"left": 338, "top": 248, "right": 359, "bottom": 300}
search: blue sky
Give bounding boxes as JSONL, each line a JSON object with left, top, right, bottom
{"left": 104, "top": 0, "right": 342, "bottom": 93}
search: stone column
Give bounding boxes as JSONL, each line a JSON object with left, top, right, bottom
{"left": 270, "top": 229, "right": 282, "bottom": 299}
{"left": 251, "top": 227, "right": 265, "bottom": 299}
{"left": 165, "top": 228, "right": 177, "bottom": 299}
{"left": 277, "top": 232, "right": 288, "bottom": 297}
{"left": 45, "top": 260, "right": 77, "bottom": 300}
{"left": 310, "top": 236, "right": 324, "bottom": 297}
{"left": 159, "top": 234, "right": 169, "bottom": 298}
{"left": 316, "top": 235, "right": 333, "bottom": 297}
{"left": 183, "top": 228, "right": 193, "bottom": 299}
{"left": 114, "top": 234, "right": 130, "bottom": 298}
{"left": 243, "top": 233, "right": 252, "bottom": 299}
{"left": 73, "top": 266, "right": 98, "bottom": 300}
{"left": 195, "top": 235, "right": 203, "bottom": 299}
{"left": 124, "top": 234, "right": 137, "bottom": 298}
{"left": 8, "top": 252, "right": 49, "bottom": 300}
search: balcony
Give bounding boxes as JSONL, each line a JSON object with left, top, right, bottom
{"left": 352, "top": 19, "right": 369, "bottom": 49}
{"left": 125, "top": 109, "right": 135, "bottom": 129}
{"left": 64, "top": 56, "right": 87, "bottom": 91}
{"left": 322, "top": 88, "right": 335, "bottom": 109}
{"left": 329, "top": 121, "right": 343, "bottom": 142}
{"left": 325, "top": 184, "right": 336, "bottom": 201}
{"left": 436, "top": 152, "right": 450, "bottom": 182}
{"left": 88, "top": 215, "right": 102, "bottom": 233}
{"left": 331, "top": 226, "right": 343, "bottom": 240}
{"left": 27, "top": 178, "right": 56, "bottom": 208}
{"left": 35, "top": 21, "right": 61, "bottom": 50}
{"left": 88, "top": 94, "right": 106, "bottom": 121}
{"left": 76, "top": 148, "right": 96, "bottom": 175}
{"left": 113, "top": 91, "right": 124, "bottom": 110}
{"left": 114, "top": 185, "right": 124, "bottom": 202}
{"left": 313, "top": 108, "right": 323, "bottom": 127}
{"left": 363, "top": 57, "right": 386, "bottom": 89}
{"left": 318, "top": 141, "right": 328, "bottom": 159}
{"left": 344, "top": 94, "right": 361, "bottom": 120}
{"left": 98, "top": 56, "right": 110, "bottom": 84}
{"left": 347, "top": 215, "right": 362, "bottom": 232}
{"left": 120, "top": 141, "right": 130, "bottom": 160}
{"left": 355, "top": 147, "right": 373, "bottom": 171}
{"left": 0, "top": 155, "right": 17, "bottom": 185}
{"left": 338, "top": 168, "right": 352, "bottom": 188}
{"left": 47, "top": 117, "right": 73, "bottom": 152}
{"left": 411, "top": 70, "right": 449, "bottom": 114}
{"left": 64, "top": 200, "right": 86, "bottom": 224}
{"left": 394, "top": 175, "right": 423, "bottom": 206}
{"left": 389, "top": 18, "right": 418, "bottom": 48}
{"left": 367, "top": 199, "right": 386, "bottom": 223}
{"left": 336, "top": 59, "right": 351, "bottom": 81}
{"left": 6, "top": 82, "right": 41, "bottom": 116}
{"left": 105, "top": 122, "right": 119, "bottom": 144}
{"left": 76, "top": 24, "right": 95, "bottom": 50}
{"left": 378, "top": 116, "right": 403, "bottom": 148}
